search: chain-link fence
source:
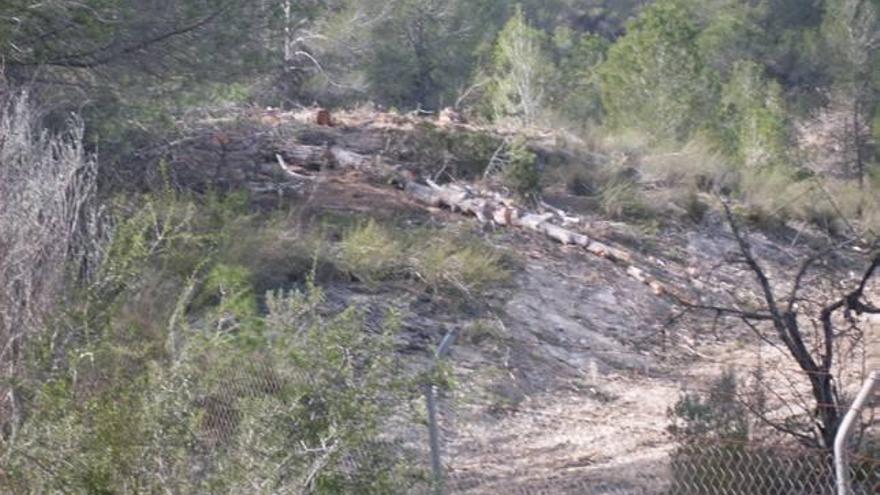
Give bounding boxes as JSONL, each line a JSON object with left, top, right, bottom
{"left": 436, "top": 437, "right": 880, "bottom": 494}
{"left": 417, "top": 360, "right": 880, "bottom": 495}
{"left": 5, "top": 357, "right": 879, "bottom": 494}
{"left": 5, "top": 315, "right": 879, "bottom": 494}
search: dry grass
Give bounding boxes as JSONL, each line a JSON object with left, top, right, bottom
{"left": 794, "top": 179, "right": 880, "bottom": 236}
{"left": 548, "top": 116, "right": 880, "bottom": 235}
{"left": 640, "top": 138, "right": 737, "bottom": 192}
{"left": 0, "top": 91, "right": 99, "bottom": 430}
{"left": 594, "top": 127, "right": 654, "bottom": 158}
{"left": 598, "top": 178, "right": 652, "bottom": 220}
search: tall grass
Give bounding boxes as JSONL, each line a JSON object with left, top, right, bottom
{"left": 0, "top": 89, "right": 99, "bottom": 446}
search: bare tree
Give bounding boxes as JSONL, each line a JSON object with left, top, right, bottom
{"left": 0, "top": 86, "right": 98, "bottom": 456}
{"left": 680, "top": 202, "right": 880, "bottom": 450}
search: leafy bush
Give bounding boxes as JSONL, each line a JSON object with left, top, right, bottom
{"left": 6, "top": 284, "right": 415, "bottom": 493}
{"left": 410, "top": 123, "right": 504, "bottom": 179}
{"left": 598, "top": 0, "right": 717, "bottom": 142}
{"left": 339, "top": 219, "right": 407, "bottom": 285}
{"left": 410, "top": 233, "right": 510, "bottom": 295}
{"left": 503, "top": 138, "right": 542, "bottom": 200}
{"left": 3, "top": 192, "right": 421, "bottom": 494}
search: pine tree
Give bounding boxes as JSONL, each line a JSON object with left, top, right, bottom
{"left": 598, "top": 0, "right": 717, "bottom": 142}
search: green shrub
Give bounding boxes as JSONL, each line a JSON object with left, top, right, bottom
{"left": 668, "top": 369, "right": 749, "bottom": 442}
{"left": 410, "top": 233, "right": 510, "bottom": 295}
{"left": 448, "top": 130, "right": 505, "bottom": 178}
{"left": 503, "top": 138, "right": 542, "bottom": 200}
{"left": 338, "top": 219, "right": 407, "bottom": 285}
{"left": 410, "top": 123, "right": 504, "bottom": 179}
{"left": 4, "top": 194, "right": 420, "bottom": 493}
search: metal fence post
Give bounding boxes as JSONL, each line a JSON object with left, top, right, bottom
{"left": 425, "top": 329, "right": 458, "bottom": 495}
{"left": 834, "top": 370, "right": 880, "bottom": 495}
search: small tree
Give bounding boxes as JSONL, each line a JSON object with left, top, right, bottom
{"left": 679, "top": 202, "right": 880, "bottom": 451}
{"left": 822, "top": 0, "right": 880, "bottom": 186}
{"left": 552, "top": 28, "right": 609, "bottom": 127}
{"left": 715, "top": 60, "right": 791, "bottom": 170}
{"left": 667, "top": 369, "right": 831, "bottom": 494}
{"left": 598, "top": 0, "right": 717, "bottom": 142}
{"left": 488, "top": 5, "right": 553, "bottom": 128}
{"left": 669, "top": 369, "right": 750, "bottom": 443}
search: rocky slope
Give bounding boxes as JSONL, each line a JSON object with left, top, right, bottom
{"left": 139, "top": 107, "right": 877, "bottom": 493}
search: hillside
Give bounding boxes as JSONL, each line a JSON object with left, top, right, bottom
{"left": 114, "top": 106, "right": 879, "bottom": 493}
{"left": 4, "top": 1, "right": 880, "bottom": 490}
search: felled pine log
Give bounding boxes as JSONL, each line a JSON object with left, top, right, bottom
{"left": 276, "top": 141, "right": 667, "bottom": 295}
{"left": 415, "top": 181, "right": 677, "bottom": 296}
{"left": 406, "top": 177, "right": 635, "bottom": 266}
{"left": 404, "top": 177, "right": 673, "bottom": 294}
{"left": 274, "top": 143, "right": 372, "bottom": 171}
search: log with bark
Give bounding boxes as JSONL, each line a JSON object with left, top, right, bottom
{"left": 273, "top": 141, "right": 670, "bottom": 295}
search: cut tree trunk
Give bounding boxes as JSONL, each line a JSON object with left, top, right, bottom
{"left": 274, "top": 141, "right": 666, "bottom": 295}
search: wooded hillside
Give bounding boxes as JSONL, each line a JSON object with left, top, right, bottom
{"left": 2, "top": 1, "right": 880, "bottom": 493}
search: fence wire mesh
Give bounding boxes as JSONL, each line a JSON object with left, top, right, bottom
{"left": 438, "top": 440, "right": 880, "bottom": 494}
{"left": 5, "top": 358, "right": 880, "bottom": 494}
{"left": 4, "top": 329, "right": 880, "bottom": 494}
{"left": 424, "top": 371, "right": 880, "bottom": 495}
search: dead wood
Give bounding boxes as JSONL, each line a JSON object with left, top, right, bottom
{"left": 273, "top": 141, "right": 670, "bottom": 295}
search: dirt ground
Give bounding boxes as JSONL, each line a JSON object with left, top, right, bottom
{"left": 161, "top": 108, "right": 877, "bottom": 494}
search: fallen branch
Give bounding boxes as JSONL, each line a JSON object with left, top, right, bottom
{"left": 276, "top": 154, "right": 315, "bottom": 180}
